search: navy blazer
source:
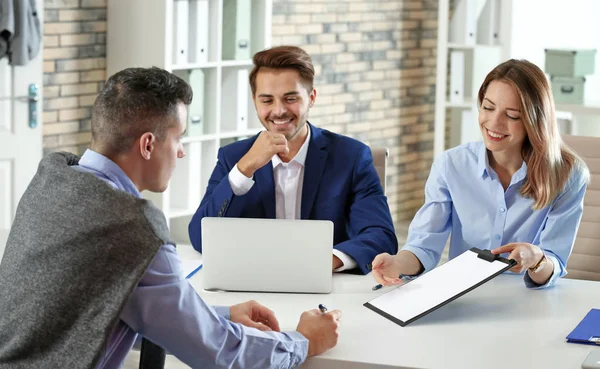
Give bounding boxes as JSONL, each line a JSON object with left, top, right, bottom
{"left": 188, "top": 123, "right": 398, "bottom": 274}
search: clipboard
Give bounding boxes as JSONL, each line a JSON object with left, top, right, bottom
{"left": 364, "top": 247, "right": 516, "bottom": 327}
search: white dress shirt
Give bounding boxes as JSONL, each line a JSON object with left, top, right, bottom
{"left": 228, "top": 129, "right": 357, "bottom": 271}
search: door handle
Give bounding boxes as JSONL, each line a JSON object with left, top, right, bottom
{"left": 28, "top": 84, "right": 39, "bottom": 129}
{"left": 12, "top": 84, "right": 39, "bottom": 129}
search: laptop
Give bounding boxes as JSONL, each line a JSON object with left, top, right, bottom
{"left": 201, "top": 217, "right": 334, "bottom": 293}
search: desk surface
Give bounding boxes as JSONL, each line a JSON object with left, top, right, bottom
{"left": 178, "top": 247, "right": 600, "bottom": 369}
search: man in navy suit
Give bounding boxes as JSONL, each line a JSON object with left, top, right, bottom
{"left": 188, "top": 45, "right": 397, "bottom": 274}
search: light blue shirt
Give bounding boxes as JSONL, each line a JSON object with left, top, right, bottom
{"left": 402, "top": 141, "right": 587, "bottom": 289}
{"left": 72, "top": 150, "right": 308, "bottom": 369}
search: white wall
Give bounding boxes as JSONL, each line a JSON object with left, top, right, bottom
{"left": 509, "top": 0, "right": 600, "bottom": 136}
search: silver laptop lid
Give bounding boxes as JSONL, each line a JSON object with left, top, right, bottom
{"left": 201, "top": 217, "right": 333, "bottom": 293}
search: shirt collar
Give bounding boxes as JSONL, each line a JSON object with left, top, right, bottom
{"left": 476, "top": 141, "right": 528, "bottom": 184}
{"left": 77, "top": 149, "right": 142, "bottom": 198}
{"left": 477, "top": 142, "right": 490, "bottom": 178}
{"left": 272, "top": 125, "right": 311, "bottom": 168}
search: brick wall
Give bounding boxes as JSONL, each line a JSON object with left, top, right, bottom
{"left": 271, "top": 0, "right": 438, "bottom": 222}
{"left": 42, "top": 0, "right": 106, "bottom": 155}
{"left": 41, "top": 0, "right": 438, "bottom": 223}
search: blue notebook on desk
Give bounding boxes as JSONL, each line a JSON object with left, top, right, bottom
{"left": 567, "top": 309, "right": 600, "bottom": 345}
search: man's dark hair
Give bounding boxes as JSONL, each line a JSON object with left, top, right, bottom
{"left": 91, "top": 67, "right": 193, "bottom": 155}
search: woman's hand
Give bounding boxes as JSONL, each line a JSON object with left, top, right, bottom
{"left": 371, "top": 253, "right": 404, "bottom": 286}
{"left": 491, "top": 243, "right": 544, "bottom": 273}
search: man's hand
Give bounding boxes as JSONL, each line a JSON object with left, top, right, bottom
{"left": 230, "top": 300, "right": 281, "bottom": 332}
{"left": 237, "top": 131, "right": 289, "bottom": 177}
{"left": 491, "top": 243, "right": 544, "bottom": 273}
{"left": 332, "top": 255, "right": 343, "bottom": 270}
{"left": 296, "top": 309, "right": 342, "bottom": 357}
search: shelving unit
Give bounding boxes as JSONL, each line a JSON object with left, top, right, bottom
{"left": 107, "top": 0, "right": 271, "bottom": 243}
{"left": 555, "top": 101, "right": 600, "bottom": 136}
{"left": 434, "top": 0, "right": 512, "bottom": 157}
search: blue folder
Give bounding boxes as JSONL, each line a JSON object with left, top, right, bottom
{"left": 566, "top": 309, "right": 600, "bottom": 345}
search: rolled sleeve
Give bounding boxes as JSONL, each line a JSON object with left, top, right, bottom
{"left": 524, "top": 253, "right": 561, "bottom": 289}
{"left": 527, "top": 165, "right": 588, "bottom": 289}
{"left": 228, "top": 164, "right": 255, "bottom": 196}
{"left": 213, "top": 306, "right": 231, "bottom": 320}
{"left": 401, "top": 245, "right": 438, "bottom": 274}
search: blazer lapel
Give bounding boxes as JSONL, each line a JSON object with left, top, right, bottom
{"left": 301, "top": 124, "right": 329, "bottom": 219}
{"left": 254, "top": 164, "right": 276, "bottom": 219}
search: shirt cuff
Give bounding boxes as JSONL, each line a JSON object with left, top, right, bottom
{"left": 401, "top": 245, "right": 434, "bottom": 274}
{"left": 213, "top": 305, "right": 231, "bottom": 320}
{"left": 524, "top": 253, "right": 561, "bottom": 289}
{"left": 283, "top": 331, "right": 309, "bottom": 367}
{"left": 228, "top": 164, "right": 255, "bottom": 196}
{"left": 332, "top": 249, "right": 357, "bottom": 272}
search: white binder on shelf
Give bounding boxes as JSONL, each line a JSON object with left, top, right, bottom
{"left": 173, "top": 69, "right": 205, "bottom": 137}
{"left": 189, "top": 0, "right": 209, "bottom": 64}
{"left": 450, "top": 51, "right": 465, "bottom": 103}
{"left": 221, "top": 68, "right": 249, "bottom": 132}
{"left": 450, "top": 0, "right": 478, "bottom": 45}
{"left": 187, "top": 70, "right": 205, "bottom": 136}
{"left": 222, "top": 0, "right": 252, "bottom": 60}
{"left": 477, "top": 0, "right": 501, "bottom": 45}
{"left": 173, "top": 0, "right": 189, "bottom": 66}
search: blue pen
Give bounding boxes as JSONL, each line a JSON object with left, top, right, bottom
{"left": 318, "top": 304, "right": 327, "bottom": 314}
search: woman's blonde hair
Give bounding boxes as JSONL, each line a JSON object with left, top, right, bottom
{"left": 478, "top": 59, "right": 587, "bottom": 210}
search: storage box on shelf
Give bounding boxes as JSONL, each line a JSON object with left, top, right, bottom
{"left": 107, "top": 0, "right": 271, "bottom": 244}
{"left": 545, "top": 49, "right": 596, "bottom": 105}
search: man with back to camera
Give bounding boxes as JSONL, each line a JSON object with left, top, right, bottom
{"left": 0, "top": 67, "right": 341, "bottom": 369}
{"left": 188, "top": 45, "right": 398, "bottom": 274}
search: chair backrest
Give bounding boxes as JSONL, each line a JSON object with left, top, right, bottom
{"left": 562, "top": 135, "right": 600, "bottom": 281}
{"left": 370, "top": 147, "right": 389, "bottom": 195}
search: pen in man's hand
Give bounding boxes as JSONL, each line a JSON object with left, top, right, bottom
{"left": 318, "top": 304, "right": 327, "bottom": 314}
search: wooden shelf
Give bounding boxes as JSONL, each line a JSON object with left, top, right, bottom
{"left": 171, "top": 59, "right": 254, "bottom": 70}
{"left": 555, "top": 102, "right": 600, "bottom": 115}
{"left": 171, "top": 62, "right": 219, "bottom": 70}
{"left": 219, "top": 129, "right": 261, "bottom": 139}
{"left": 221, "top": 59, "right": 254, "bottom": 67}
{"left": 448, "top": 43, "right": 502, "bottom": 50}
{"left": 445, "top": 99, "right": 475, "bottom": 109}
{"left": 181, "top": 134, "right": 218, "bottom": 144}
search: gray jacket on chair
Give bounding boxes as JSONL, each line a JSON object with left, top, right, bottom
{"left": 0, "top": 152, "right": 173, "bottom": 368}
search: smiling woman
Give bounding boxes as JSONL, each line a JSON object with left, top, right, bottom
{"left": 371, "top": 59, "right": 590, "bottom": 291}
{"left": 477, "top": 59, "right": 582, "bottom": 208}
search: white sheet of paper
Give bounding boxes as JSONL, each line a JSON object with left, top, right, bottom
{"left": 181, "top": 259, "right": 203, "bottom": 279}
{"left": 367, "top": 249, "right": 509, "bottom": 324}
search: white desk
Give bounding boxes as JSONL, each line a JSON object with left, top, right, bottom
{"left": 126, "top": 246, "right": 600, "bottom": 369}
{"left": 189, "top": 253, "right": 600, "bottom": 369}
